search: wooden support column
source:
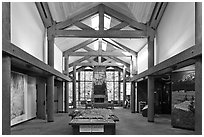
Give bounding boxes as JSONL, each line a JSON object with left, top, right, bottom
{"left": 73, "top": 65, "right": 77, "bottom": 108}
{"left": 147, "top": 76, "right": 154, "bottom": 122}
{"left": 64, "top": 57, "right": 69, "bottom": 112}
{"left": 57, "top": 81, "right": 63, "bottom": 112}
{"left": 47, "top": 76, "right": 54, "bottom": 122}
{"left": 47, "top": 26, "right": 55, "bottom": 122}
{"left": 36, "top": 77, "right": 46, "bottom": 119}
{"left": 118, "top": 71, "right": 121, "bottom": 104}
{"left": 131, "top": 81, "right": 136, "bottom": 113}
{"left": 195, "top": 2, "right": 202, "bottom": 135}
{"left": 2, "top": 55, "right": 11, "bottom": 135}
{"left": 123, "top": 66, "right": 127, "bottom": 107}
{"left": 78, "top": 72, "right": 81, "bottom": 101}
{"left": 113, "top": 72, "right": 115, "bottom": 101}
{"left": 2, "top": 2, "right": 11, "bottom": 134}
{"left": 147, "top": 35, "right": 155, "bottom": 122}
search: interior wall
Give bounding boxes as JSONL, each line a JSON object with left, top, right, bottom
{"left": 11, "top": 2, "right": 45, "bottom": 62}
{"left": 137, "top": 44, "right": 148, "bottom": 73}
{"left": 156, "top": 2, "right": 195, "bottom": 64}
{"left": 27, "top": 76, "right": 37, "bottom": 120}
{"left": 54, "top": 44, "right": 63, "bottom": 72}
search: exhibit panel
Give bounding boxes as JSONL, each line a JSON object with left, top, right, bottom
{"left": 11, "top": 71, "right": 37, "bottom": 126}
{"left": 171, "top": 66, "right": 195, "bottom": 130}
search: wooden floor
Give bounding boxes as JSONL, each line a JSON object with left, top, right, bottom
{"left": 11, "top": 107, "right": 195, "bottom": 135}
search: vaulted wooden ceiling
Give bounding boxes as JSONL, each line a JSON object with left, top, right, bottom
{"left": 36, "top": 2, "right": 167, "bottom": 73}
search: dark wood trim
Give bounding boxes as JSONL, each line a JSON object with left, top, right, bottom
{"left": 2, "top": 41, "right": 70, "bottom": 81}
{"left": 55, "top": 29, "right": 147, "bottom": 38}
{"left": 131, "top": 44, "right": 202, "bottom": 81}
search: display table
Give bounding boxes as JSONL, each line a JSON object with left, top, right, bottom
{"left": 69, "top": 109, "right": 119, "bottom": 135}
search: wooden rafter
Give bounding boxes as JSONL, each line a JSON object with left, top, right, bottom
{"left": 108, "top": 21, "right": 129, "bottom": 30}
{"left": 103, "top": 4, "right": 147, "bottom": 31}
{"left": 63, "top": 38, "right": 97, "bottom": 56}
{"left": 108, "top": 56, "right": 130, "bottom": 68}
{"left": 149, "top": 2, "right": 168, "bottom": 29}
{"left": 54, "top": 4, "right": 152, "bottom": 38}
{"left": 55, "top": 29, "right": 147, "bottom": 38}
{"left": 83, "top": 46, "right": 130, "bottom": 68}
{"left": 69, "top": 56, "right": 92, "bottom": 68}
{"left": 75, "top": 62, "right": 124, "bottom": 67}
{"left": 35, "top": 2, "right": 53, "bottom": 28}
{"left": 66, "top": 51, "right": 128, "bottom": 57}
{"left": 103, "top": 38, "right": 137, "bottom": 55}
{"left": 74, "top": 21, "right": 95, "bottom": 30}
{"left": 56, "top": 5, "right": 99, "bottom": 30}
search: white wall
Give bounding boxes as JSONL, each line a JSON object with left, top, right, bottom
{"left": 11, "top": 2, "right": 45, "bottom": 62}
{"left": 54, "top": 44, "right": 63, "bottom": 72}
{"left": 156, "top": 2, "right": 195, "bottom": 64}
{"left": 137, "top": 44, "right": 148, "bottom": 74}
{"left": 27, "top": 76, "right": 36, "bottom": 120}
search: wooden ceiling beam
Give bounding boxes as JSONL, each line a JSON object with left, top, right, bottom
{"left": 75, "top": 62, "right": 124, "bottom": 67}
{"left": 108, "top": 21, "right": 129, "bottom": 30}
{"left": 103, "top": 4, "right": 147, "bottom": 31}
{"left": 149, "top": 2, "right": 168, "bottom": 29}
{"left": 108, "top": 56, "right": 130, "bottom": 68}
{"left": 56, "top": 5, "right": 99, "bottom": 30}
{"left": 55, "top": 29, "right": 147, "bottom": 38}
{"left": 63, "top": 38, "right": 97, "bottom": 56}
{"left": 103, "top": 38, "right": 137, "bottom": 56}
{"left": 83, "top": 46, "right": 130, "bottom": 67}
{"left": 69, "top": 56, "right": 92, "bottom": 68}
{"left": 74, "top": 21, "right": 95, "bottom": 30}
{"left": 66, "top": 51, "right": 129, "bottom": 57}
{"left": 35, "top": 2, "right": 53, "bottom": 28}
